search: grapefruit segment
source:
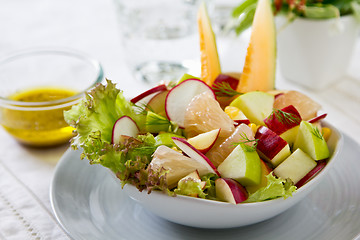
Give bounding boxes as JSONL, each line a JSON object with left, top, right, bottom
{"left": 198, "top": 1, "right": 221, "bottom": 86}
{"left": 237, "top": 0, "right": 276, "bottom": 93}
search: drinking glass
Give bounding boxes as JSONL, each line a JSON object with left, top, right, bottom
{"left": 113, "top": 0, "right": 204, "bottom": 83}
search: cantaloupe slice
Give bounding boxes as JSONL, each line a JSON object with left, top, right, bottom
{"left": 237, "top": 0, "right": 276, "bottom": 93}
{"left": 197, "top": 2, "right": 221, "bottom": 86}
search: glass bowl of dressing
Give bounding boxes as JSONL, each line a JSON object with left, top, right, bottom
{"left": 0, "top": 48, "right": 103, "bottom": 147}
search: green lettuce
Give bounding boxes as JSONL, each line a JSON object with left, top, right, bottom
{"left": 174, "top": 178, "right": 207, "bottom": 198}
{"left": 63, "top": 80, "right": 171, "bottom": 191}
{"left": 244, "top": 174, "right": 297, "bottom": 203}
{"left": 64, "top": 80, "right": 146, "bottom": 156}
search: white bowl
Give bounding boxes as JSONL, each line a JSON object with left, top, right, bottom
{"left": 122, "top": 122, "right": 343, "bottom": 229}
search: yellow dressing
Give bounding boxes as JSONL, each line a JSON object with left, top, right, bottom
{"left": 1, "top": 87, "right": 78, "bottom": 147}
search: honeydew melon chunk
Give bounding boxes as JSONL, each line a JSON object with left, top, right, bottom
{"left": 197, "top": 1, "right": 221, "bottom": 86}
{"left": 293, "top": 121, "right": 330, "bottom": 160}
{"left": 236, "top": 0, "right": 276, "bottom": 93}
{"left": 230, "top": 91, "right": 274, "bottom": 125}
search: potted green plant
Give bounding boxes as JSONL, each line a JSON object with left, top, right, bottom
{"left": 229, "top": 0, "right": 360, "bottom": 90}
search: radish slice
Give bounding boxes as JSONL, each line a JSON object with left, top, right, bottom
{"left": 172, "top": 137, "right": 220, "bottom": 176}
{"left": 165, "top": 79, "right": 215, "bottom": 128}
{"left": 112, "top": 116, "right": 139, "bottom": 144}
{"left": 130, "top": 84, "right": 167, "bottom": 104}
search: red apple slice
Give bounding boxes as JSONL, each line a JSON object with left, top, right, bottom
{"left": 130, "top": 84, "right": 167, "bottom": 104}
{"left": 308, "top": 113, "right": 327, "bottom": 124}
{"left": 187, "top": 128, "right": 220, "bottom": 154}
{"left": 165, "top": 79, "right": 215, "bottom": 128}
{"left": 212, "top": 74, "right": 239, "bottom": 95}
{"left": 172, "top": 137, "right": 220, "bottom": 176}
{"left": 112, "top": 116, "right": 139, "bottom": 144}
{"left": 295, "top": 160, "right": 327, "bottom": 188}
{"left": 255, "top": 126, "right": 291, "bottom": 167}
{"left": 264, "top": 105, "right": 302, "bottom": 135}
{"left": 215, "top": 178, "right": 248, "bottom": 204}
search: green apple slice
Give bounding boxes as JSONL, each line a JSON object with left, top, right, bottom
{"left": 293, "top": 121, "right": 330, "bottom": 160}
{"left": 217, "top": 143, "right": 261, "bottom": 186}
{"left": 273, "top": 148, "right": 317, "bottom": 185}
{"left": 230, "top": 91, "right": 274, "bottom": 125}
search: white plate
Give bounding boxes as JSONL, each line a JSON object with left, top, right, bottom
{"left": 50, "top": 134, "right": 360, "bottom": 240}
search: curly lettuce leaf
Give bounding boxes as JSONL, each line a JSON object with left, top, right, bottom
{"left": 64, "top": 79, "right": 146, "bottom": 152}
{"left": 201, "top": 173, "right": 219, "bottom": 200}
{"left": 96, "top": 134, "right": 160, "bottom": 191}
{"left": 174, "top": 178, "right": 207, "bottom": 199}
{"left": 244, "top": 173, "right": 297, "bottom": 203}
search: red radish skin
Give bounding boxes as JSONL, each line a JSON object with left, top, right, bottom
{"left": 295, "top": 160, "right": 327, "bottom": 188}
{"left": 264, "top": 105, "right": 302, "bottom": 135}
{"left": 171, "top": 137, "right": 220, "bottom": 176}
{"left": 255, "top": 126, "right": 289, "bottom": 160}
{"left": 112, "top": 116, "right": 140, "bottom": 144}
{"left": 130, "top": 84, "right": 167, "bottom": 104}
{"left": 308, "top": 113, "right": 327, "bottom": 124}
{"left": 165, "top": 79, "right": 216, "bottom": 128}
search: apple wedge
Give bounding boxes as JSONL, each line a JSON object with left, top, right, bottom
{"left": 130, "top": 84, "right": 167, "bottom": 104}
{"left": 224, "top": 106, "right": 251, "bottom": 125}
{"left": 255, "top": 126, "right": 291, "bottom": 167}
{"left": 165, "top": 79, "right": 215, "bottom": 128}
{"left": 293, "top": 121, "right": 330, "bottom": 160}
{"left": 217, "top": 143, "right": 261, "bottom": 186}
{"left": 112, "top": 116, "right": 139, "bottom": 144}
{"left": 295, "top": 160, "right": 327, "bottom": 188}
{"left": 206, "top": 123, "right": 255, "bottom": 167}
{"left": 246, "top": 159, "right": 273, "bottom": 194}
{"left": 264, "top": 105, "right": 302, "bottom": 145}
{"left": 273, "top": 149, "right": 317, "bottom": 185}
{"left": 230, "top": 91, "right": 274, "bottom": 125}
{"left": 215, "top": 178, "right": 248, "bottom": 204}
{"left": 187, "top": 128, "right": 220, "bottom": 154}
{"left": 171, "top": 137, "right": 220, "bottom": 176}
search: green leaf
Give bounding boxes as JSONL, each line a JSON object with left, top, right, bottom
{"left": 233, "top": 3, "right": 257, "bottom": 35}
{"left": 244, "top": 174, "right": 297, "bottom": 203}
{"left": 174, "top": 178, "right": 207, "bottom": 199}
{"left": 304, "top": 4, "right": 340, "bottom": 19}
{"left": 232, "top": 0, "right": 258, "bottom": 17}
{"left": 351, "top": 1, "right": 360, "bottom": 21}
{"left": 64, "top": 79, "right": 146, "bottom": 151}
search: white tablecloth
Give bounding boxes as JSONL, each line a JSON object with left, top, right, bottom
{"left": 0, "top": 0, "right": 359, "bottom": 239}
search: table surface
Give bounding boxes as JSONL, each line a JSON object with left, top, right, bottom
{"left": 0, "top": 0, "right": 359, "bottom": 239}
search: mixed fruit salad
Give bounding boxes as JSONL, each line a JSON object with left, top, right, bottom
{"left": 64, "top": 0, "right": 332, "bottom": 204}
